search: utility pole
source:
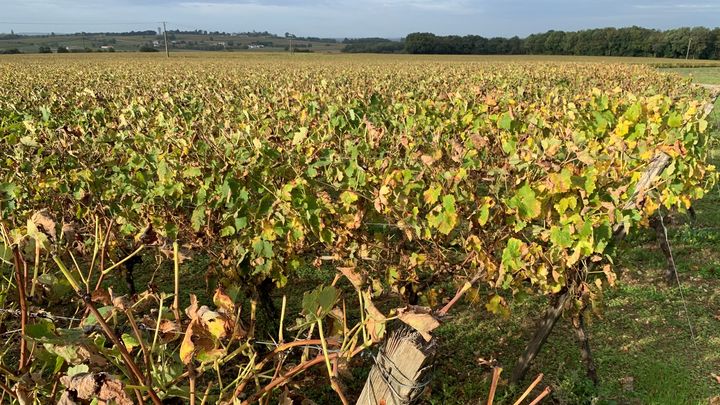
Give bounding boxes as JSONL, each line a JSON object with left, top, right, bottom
{"left": 685, "top": 37, "right": 692, "bottom": 60}
{"left": 163, "top": 21, "right": 170, "bottom": 58}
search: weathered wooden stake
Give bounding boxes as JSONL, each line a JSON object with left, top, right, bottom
{"left": 650, "top": 215, "right": 678, "bottom": 283}
{"left": 357, "top": 324, "right": 436, "bottom": 405}
{"left": 572, "top": 309, "right": 598, "bottom": 385}
{"left": 510, "top": 290, "right": 570, "bottom": 383}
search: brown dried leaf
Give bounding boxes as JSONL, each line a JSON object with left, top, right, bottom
{"left": 179, "top": 319, "right": 215, "bottom": 364}
{"left": 397, "top": 306, "right": 440, "bottom": 342}
{"left": 76, "top": 345, "right": 109, "bottom": 367}
{"left": 337, "top": 266, "right": 365, "bottom": 289}
{"left": 141, "top": 316, "right": 181, "bottom": 343}
{"left": 185, "top": 294, "right": 199, "bottom": 320}
{"left": 91, "top": 289, "right": 112, "bottom": 306}
{"left": 61, "top": 221, "right": 77, "bottom": 244}
{"left": 57, "top": 392, "right": 78, "bottom": 405}
{"left": 158, "top": 319, "right": 181, "bottom": 342}
{"left": 362, "top": 291, "right": 386, "bottom": 342}
{"left": 278, "top": 387, "right": 294, "bottom": 405}
{"left": 60, "top": 372, "right": 133, "bottom": 405}
{"left": 450, "top": 139, "right": 465, "bottom": 163}
{"left": 31, "top": 210, "right": 57, "bottom": 241}
{"left": 98, "top": 377, "right": 133, "bottom": 405}
{"left": 159, "top": 244, "right": 192, "bottom": 264}
{"left": 60, "top": 373, "right": 97, "bottom": 399}
{"left": 420, "top": 154, "right": 435, "bottom": 166}
{"left": 213, "top": 287, "right": 235, "bottom": 314}
{"left": 112, "top": 295, "right": 132, "bottom": 311}
{"left": 602, "top": 264, "right": 617, "bottom": 287}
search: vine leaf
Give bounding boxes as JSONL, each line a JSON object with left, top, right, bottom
{"left": 397, "top": 307, "right": 439, "bottom": 342}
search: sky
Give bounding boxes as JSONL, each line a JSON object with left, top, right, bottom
{"left": 1, "top": 0, "right": 719, "bottom": 38}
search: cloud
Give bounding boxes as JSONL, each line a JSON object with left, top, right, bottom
{"left": 633, "top": 3, "right": 720, "bottom": 10}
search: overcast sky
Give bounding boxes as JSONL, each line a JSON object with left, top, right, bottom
{"left": 1, "top": 0, "right": 718, "bottom": 38}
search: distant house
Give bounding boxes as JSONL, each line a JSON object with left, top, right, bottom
{"left": 248, "top": 44, "right": 264, "bottom": 49}
{"left": 100, "top": 45, "right": 114, "bottom": 50}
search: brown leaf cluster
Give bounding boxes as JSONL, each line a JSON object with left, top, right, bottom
{"left": 57, "top": 372, "right": 133, "bottom": 405}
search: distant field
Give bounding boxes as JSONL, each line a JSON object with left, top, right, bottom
{"left": 0, "top": 33, "right": 344, "bottom": 53}
{"left": 3, "top": 50, "right": 720, "bottom": 65}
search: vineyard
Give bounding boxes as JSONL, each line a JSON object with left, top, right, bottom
{"left": 0, "top": 54, "right": 718, "bottom": 404}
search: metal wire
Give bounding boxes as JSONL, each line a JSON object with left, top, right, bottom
{"left": 658, "top": 212, "right": 698, "bottom": 350}
{"left": 369, "top": 344, "right": 432, "bottom": 404}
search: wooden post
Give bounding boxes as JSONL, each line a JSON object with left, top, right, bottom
{"left": 356, "top": 324, "right": 436, "bottom": 405}
{"left": 163, "top": 21, "right": 170, "bottom": 58}
{"left": 510, "top": 289, "right": 570, "bottom": 383}
{"left": 572, "top": 308, "right": 598, "bottom": 385}
{"left": 650, "top": 215, "right": 678, "bottom": 283}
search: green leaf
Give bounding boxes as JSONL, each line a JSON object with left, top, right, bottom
{"left": 67, "top": 364, "right": 89, "bottom": 377}
{"left": 26, "top": 319, "right": 56, "bottom": 339}
{"left": 292, "top": 127, "right": 309, "bottom": 145}
{"left": 595, "top": 221, "right": 612, "bottom": 253}
{"left": 157, "top": 160, "right": 170, "bottom": 181}
{"left": 507, "top": 184, "right": 541, "bottom": 220}
{"left": 44, "top": 344, "right": 80, "bottom": 364}
{"left": 182, "top": 167, "right": 202, "bottom": 178}
{"left": 302, "top": 285, "right": 338, "bottom": 320}
{"left": 498, "top": 112, "right": 512, "bottom": 130}
{"left": 623, "top": 102, "right": 642, "bottom": 123}
{"left": 302, "top": 290, "right": 319, "bottom": 318}
{"left": 191, "top": 206, "right": 206, "bottom": 232}
{"left": 20, "top": 136, "right": 39, "bottom": 147}
{"left": 220, "top": 226, "right": 236, "bottom": 237}
{"left": 317, "top": 285, "right": 338, "bottom": 313}
{"left": 550, "top": 226, "right": 573, "bottom": 249}
{"left": 554, "top": 196, "right": 577, "bottom": 216}
{"left": 235, "top": 216, "right": 248, "bottom": 230}
{"left": 121, "top": 333, "right": 140, "bottom": 352}
{"left": 501, "top": 238, "right": 524, "bottom": 271}
{"left": 667, "top": 112, "right": 682, "bottom": 128}
{"left": 340, "top": 191, "right": 358, "bottom": 208}
{"left": 433, "top": 195, "right": 458, "bottom": 234}
{"left": 485, "top": 295, "right": 509, "bottom": 317}
{"left": 252, "top": 239, "right": 274, "bottom": 258}
{"left": 478, "top": 204, "right": 490, "bottom": 226}
{"left": 82, "top": 306, "right": 114, "bottom": 327}
{"left": 442, "top": 195, "right": 456, "bottom": 214}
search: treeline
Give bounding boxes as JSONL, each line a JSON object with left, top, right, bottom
{"left": 342, "top": 38, "right": 404, "bottom": 53}
{"left": 404, "top": 27, "right": 720, "bottom": 59}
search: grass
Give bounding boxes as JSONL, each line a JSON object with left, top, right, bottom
{"left": 662, "top": 67, "right": 720, "bottom": 85}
